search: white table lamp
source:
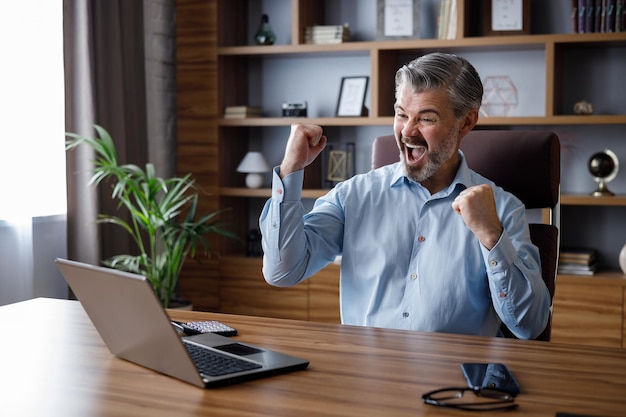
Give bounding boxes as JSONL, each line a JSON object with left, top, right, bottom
{"left": 237, "top": 151, "right": 271, "bottom": 188}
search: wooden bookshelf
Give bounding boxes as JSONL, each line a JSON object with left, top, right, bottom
{"left": 176, "top": 0, "right": 626, "bottom": 348}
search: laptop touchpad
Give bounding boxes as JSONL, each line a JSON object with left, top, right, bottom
{"left": 214, "top": 343, "right": 264, "bottom": 356}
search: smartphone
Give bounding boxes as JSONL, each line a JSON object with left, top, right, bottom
{"left": 171, "top": 320, "right": 238, "bottom": 336}
{"left": 460, "top": 363, "right": 520, "bottom": 396}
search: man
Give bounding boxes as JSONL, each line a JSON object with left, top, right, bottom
{"left": 259, "top": 52, "right": 550, "bottom": 339}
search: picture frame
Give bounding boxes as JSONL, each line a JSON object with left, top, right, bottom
{"left": 376, "top": 0, "right": 420, "bottom": 40}
{"left": 321, "top": 142, "right": 356, "bottom": 188}
{"left": 483, "top": 0, "right": 530, "bottom": 36}
{"left": 336, "top": 76, "right": 369, "bottom": 117}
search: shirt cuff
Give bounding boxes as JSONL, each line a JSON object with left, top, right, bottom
{"left": 272, "top": 166, "right": 303, "bottom": 202}
{"left": 483, "top": 230, "right": 516, "bottom": 274}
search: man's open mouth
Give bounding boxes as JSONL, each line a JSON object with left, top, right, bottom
{"left": 404, "top": 142, "right": 427, "bottom": 163}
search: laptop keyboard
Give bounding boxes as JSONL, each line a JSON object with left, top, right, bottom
{"left": 184, "top": 341, "right": 262, "bottom": 377}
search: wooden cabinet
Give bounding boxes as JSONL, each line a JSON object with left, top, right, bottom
{"left": 553, "top": 196, "right": 626, "bottom": 348}
{"left": 175, "top": 0, "right": 626, "bottom": 347}
{"left": 552, "top": 273, "right": 626, "bottom": 348}
{"left": 219, "top": 257, "right": 341, "bottom": 322}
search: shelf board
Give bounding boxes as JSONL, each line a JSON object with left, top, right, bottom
{"left": 217, "top": 32, "right": 626, "bottom": 56}
{"left": 561, "top": 195, "right": 626, "bottom": 206}
{"left": 478, "top": 115, "right": 626, "bottom": 125}
{"left": 539, "top": 115, "right": 626, "bottom": 125}
{"left": 219, "top": 117, "right": 393, "bottom": 127}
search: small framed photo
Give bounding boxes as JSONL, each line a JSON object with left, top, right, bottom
{"left": 336, "top": 76, "right": 369, "bottom": 117}
{"left": 377, "top": 0, "right": 420, "bottom": 40}
{"left": 483, "top": 0, "right": 530, "bottom": 36}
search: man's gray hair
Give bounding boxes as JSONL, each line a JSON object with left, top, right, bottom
{"left": 395, "top": 52, "right": 483, "bottom": 119}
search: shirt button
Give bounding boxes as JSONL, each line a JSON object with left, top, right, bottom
{"left": 418, "top": 236, "right": 425, "bottom": 242}
{"left": 403, "top": 312, "right": 409, "bottom": 318}
{"left": 276, "top": 189, "right": 283, "bottom": 195}
{"left": 411, "top": 273, "right": 417, "bottom": 280}
{"left": 499, "top": 292, "right": 507, "bottom": 298}
{"left": 490, "top": 260, "right": 498, "bottom": 266}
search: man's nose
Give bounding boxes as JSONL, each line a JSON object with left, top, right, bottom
{"left": 401, "top": 119, "right": 423, "bottom": 139}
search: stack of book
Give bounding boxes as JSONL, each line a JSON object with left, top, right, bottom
{"left": 572, "top": 0, "right": 625, "bottom": 33}
{"left": 558, "top": 248, "right": 598, "bottom": 276}
{"left": 304, "top": 24, "right": 350, "bottom": 44}
{"left": 224, "top": 106, "right": 262, "bottom": 119}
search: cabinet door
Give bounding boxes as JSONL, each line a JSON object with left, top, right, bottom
{"left": 552, "top": 282, "right": 624, "bottom": 348}
{"left": 219, "top": 257, "right": 309, "bottom": 320}
{"left": 308, "top": 264, "right": 340, "bottom": 323}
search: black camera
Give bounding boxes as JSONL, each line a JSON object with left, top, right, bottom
{"left": 282, "top": 101, "right": 308, "bottom": 117}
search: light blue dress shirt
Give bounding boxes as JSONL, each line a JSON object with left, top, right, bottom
{"left": 260, "top": 151, "right": 550, "bottom": 339}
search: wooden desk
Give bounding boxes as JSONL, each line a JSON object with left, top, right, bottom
{"left": 1, "top": 298, "right": 625, "bottom": 416}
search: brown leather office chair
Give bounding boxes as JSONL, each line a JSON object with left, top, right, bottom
{"left": 371, "top": 131, "right": 560, "bottom": 341}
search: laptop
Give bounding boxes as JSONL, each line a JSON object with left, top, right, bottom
{"left": 55, "top": 258, "right": 309, "bottom": 388}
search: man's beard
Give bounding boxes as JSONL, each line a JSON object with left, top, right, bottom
{"left": 403, "top": 129, "right": 459, "bottom": 183}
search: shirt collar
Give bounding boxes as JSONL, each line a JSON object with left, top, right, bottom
{"left": 389, "top": 150, "right": 475, "bottom": 195}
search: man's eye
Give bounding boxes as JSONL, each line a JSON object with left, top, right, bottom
{"left": 419, "top": 117, "right": 437, "bottom": 125}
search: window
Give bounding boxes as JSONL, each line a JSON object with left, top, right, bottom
{"left": 0, "top": 0, "right": 65, "bottom": 219}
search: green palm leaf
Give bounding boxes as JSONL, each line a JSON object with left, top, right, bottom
{"left": 66, "top": 125, "right": 237, "bottom": 308}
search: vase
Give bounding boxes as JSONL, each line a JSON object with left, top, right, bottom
{"left": 255, "top": 14, "right": 276, "bottom": 45}
{"left": 619, "top": 244, "right": 626, "bottom": 275}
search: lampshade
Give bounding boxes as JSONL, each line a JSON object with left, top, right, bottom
{"left": 237, "top": 151, "right": 271, "bottom": 188}
{"left": 237, "top": 151, "right": 270, "bottom": 173}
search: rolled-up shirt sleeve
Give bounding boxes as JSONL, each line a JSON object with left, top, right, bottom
{"left": 260, "top": 167, "right": 335, "bottom": 286}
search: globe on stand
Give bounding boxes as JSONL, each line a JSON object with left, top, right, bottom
{"left": 588, "top": 149, "right": 619, "bottom": 197}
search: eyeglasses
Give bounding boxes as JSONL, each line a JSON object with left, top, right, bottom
{"left": 422, "top": 387, "right": 518, "bottom": 411}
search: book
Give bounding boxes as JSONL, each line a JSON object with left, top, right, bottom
{"left": 559, "top": 256, "right": 597, "bottom": 265}
{"left": 578, "top": 0, "right": 587, "bottom": 33}
{"left": 559, "top": 252, "right": 597, "bottom": 262}
{"left": 595, "top": 0, "right": 603, "bottom": 32}
{"left": 304, "top": 24, "right": 350, "bottom": 44}
{"left": 571, "top": 0, "right": 579, "bottom": 33}
{"left": 224, "top": 106, "right": 262, "bottom": 119}
{"left": 615, "top": 0, "right": 624, "bottom": 30}
{"left": 559, "top": 248, "right": 598, "bottom": 265}
{"left": 305, "top": 25, "right": 347, "bottom": 34}
{"left": 304, "top": 35, "right": 348, "bottom": 44}
{"left": 586, "top": 0, "right": 595, "bottom": 32}
{"left": 437, "top": 0, "right": 453, "bottom": 40}
{"left": 558, "top": 262, "right": 597, "bottom": 275}
{"left": 606, "top": 0, "right": 616, "bottom": 31}
{"left": 224, "top": 105, "right": 259, "bottom": 111}
{"left": 445, "top": 0, "right": 458, "bottom": 40}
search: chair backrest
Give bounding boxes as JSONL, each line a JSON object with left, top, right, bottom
{"left": 371, "top": 131, "right": 560, "bottom": 341}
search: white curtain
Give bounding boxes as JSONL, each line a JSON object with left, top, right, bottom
{"left": 0, "top": 0, "right": 68, "bottom": 305}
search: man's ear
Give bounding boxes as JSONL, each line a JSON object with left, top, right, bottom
{"left": 459, "top": 109, "right": 479, "bottom": 137}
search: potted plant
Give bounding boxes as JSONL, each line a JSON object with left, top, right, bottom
{"left": 66, "top": 125, "right": 237, "bottom": 308}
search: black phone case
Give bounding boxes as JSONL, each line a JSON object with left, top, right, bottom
{"left": 461, "top": 363, "right": 521, "bottom": 396}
